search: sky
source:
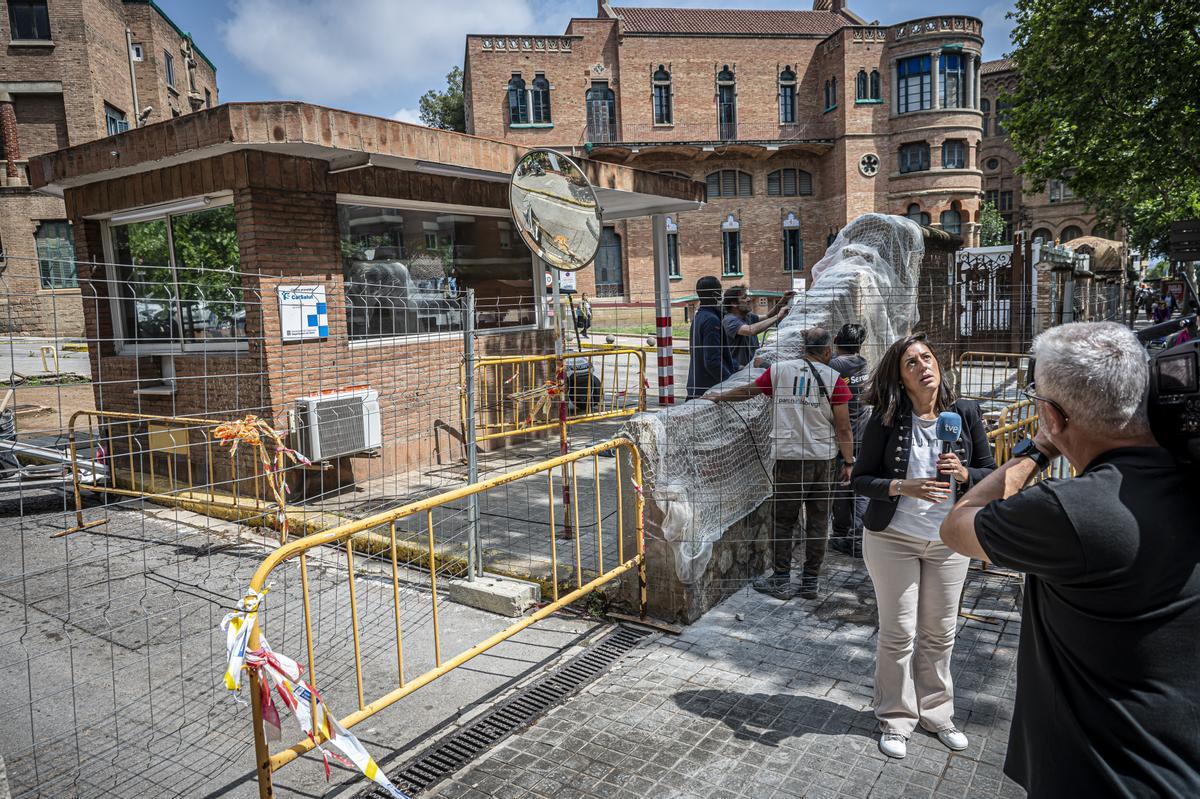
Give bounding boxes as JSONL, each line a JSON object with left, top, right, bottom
{"left": 155, "top": 0, "right": 1017, "bottom": 124}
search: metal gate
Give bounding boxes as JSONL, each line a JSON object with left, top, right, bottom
{"left": 595, "top": 227, "right": 624, "bottom": 298}
{"left": 955, "top": 245, "right": 1020, "bottom": 350}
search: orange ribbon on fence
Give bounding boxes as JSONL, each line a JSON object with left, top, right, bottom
{"left": 214, "top": 415, "right": 310, "bottom": 543}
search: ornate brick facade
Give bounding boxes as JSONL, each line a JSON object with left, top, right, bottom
{"left": 0, "top": 0, "right": 218, "bottom": 336}
{"left": 979, "top": 58, "right": 1110, "bottom": 247}
{"left": 465, "top": 2, "right": 986, "bottom": 304}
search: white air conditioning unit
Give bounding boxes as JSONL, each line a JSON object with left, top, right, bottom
{"left": 293, "top": 388, "right": 381, "bottom": 462}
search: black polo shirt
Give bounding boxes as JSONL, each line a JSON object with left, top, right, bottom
{"left": 975, "top": 447, "right": 1200, "bottom": 798}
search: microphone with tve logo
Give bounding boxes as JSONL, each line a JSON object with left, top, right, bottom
{"left": 935, "top": 411, "right": 963, "bottom": 499}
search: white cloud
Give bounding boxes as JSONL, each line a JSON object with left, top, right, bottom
{"left": 221, "top": 0, "right": 542, "bottom": 107}
{"left": 391, "top": 107, "right": 423, "bottom": 125}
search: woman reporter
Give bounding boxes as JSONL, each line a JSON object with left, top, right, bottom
{"left": 850, "top": 334, "right": 995, "bottom": 760}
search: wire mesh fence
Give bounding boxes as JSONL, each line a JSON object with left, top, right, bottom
{"left": 0, "top": 228, "right": 1130, "bottom": 797}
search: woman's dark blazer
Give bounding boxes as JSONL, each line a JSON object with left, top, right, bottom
{"left": 851, "top": 397, "right": 997, "bottom": 533}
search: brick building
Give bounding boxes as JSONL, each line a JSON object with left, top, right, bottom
{"left": 464, "top": 1, "right": 987, "bottom": 306}
{"left": 0, "top": 0, "right": 218, "bottom": 336}
{"left": 30, "top": 102, "right": 701, "bottom": 483}
{"left": 979, "top": 57, "right": 1112, "bottom": 247}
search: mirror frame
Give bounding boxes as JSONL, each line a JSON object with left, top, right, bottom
{"left": 509, "top": 148, "right": 601, "bottom": 272}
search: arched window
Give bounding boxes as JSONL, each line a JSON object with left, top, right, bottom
{"left": 530, "top": 74, "right": 551, "bottom": 124}
{"left": 899, "top": 141, "right": 930, "bottom": 173}
{"left": 870, "top": 69, "right": 881, "bottom": 100}
{"left": 980, "top": 98, "right": 991, "bottom": 137}
{"left": 507, "top": 74, "right": 528, "bottom": 125}
{"left": 585, "top": 81, "right": 617, "bottom": 143}
{"left": 779, "top": 66, "right": 797, "bottom": 124}
{"left": 940, "top": 208, "right": 962, "bottom": 235}
{"left": 1061, "top": 225, "right": 1083, "bottom": 242}
{"left": 706, "top": 169, "right": 753, "bottom": 198}
{"left": 856, "top": 69, "right": 868, "bottom": 101}
{"left": 996, "top": 100, "right": 1012, "bottom": 136}
{"left": 831, "top": 76, "right": 838, "bottom": 107}
{"left": 823, "top": 80, "right": 831, "bottom": 110}
{"left": 767, "top": 168, "right": 813, "bottom": 197}
{"left": 1031, "top": 227, "right": 1053, "bottom": 243}
{"left": 942, "top": 139, "right": 966, "bottom": 169}
{"left": 652, "top": 65, "right": 672, "bottom": 125}
{"left": 717, "top": 65, "right": 736, "bottom": 139}
{"left": 721, "top": 214, "right": 741, "bottom": 276}
{"left": 783, "top": 212, "right": 803, "bottom": 272}
{"left": 665, "top": 216, "right": 681, "bottom": 277}
{"left": 906, "top": 203, "right": 931, "bottom": 226}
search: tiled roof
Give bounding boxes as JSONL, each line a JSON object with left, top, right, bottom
{"left": 611, "top": 6, "right": 848, "bottom": 36}
{"left": 981, "top": 58, "right": 1016, "bottom": 75}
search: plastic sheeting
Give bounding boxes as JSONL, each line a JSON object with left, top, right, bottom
{"left": 623, "top": 214, "right": 924, "bottom": 583}
{"left": 762, "top": 213, "right": 924, "bottom": 367}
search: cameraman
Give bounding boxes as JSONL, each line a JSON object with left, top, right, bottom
{"left": 940, "top": 322, "right": 1200, "bottom": 798}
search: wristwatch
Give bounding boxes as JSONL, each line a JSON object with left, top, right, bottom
{"left": 1012, "top": 437, "right": 1052, "bottom": 470}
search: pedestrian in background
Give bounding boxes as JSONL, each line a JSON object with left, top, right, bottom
{"left": 830, "top": 323, "right": 870, "bottom": 558}
{"left": 851, "top": 334, "right": 995, "bottom": 760}
{"left": 575, "top": 292, "right": 593, "bottom": 337}
{"left": 720, "top": 285, "right": 793, "bottom": 376}
{"left": 685, "top": 276, "right": 726, "bottom": 399}
{"left": 942, "top": 322, "right": 1200, "bottom": 797}
{"left": 710, "top": 327, "right": 855, "bottom": 599}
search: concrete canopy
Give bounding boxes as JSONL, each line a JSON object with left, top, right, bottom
{"left": 28, "top": 101, "right": 706, "bottom": 220}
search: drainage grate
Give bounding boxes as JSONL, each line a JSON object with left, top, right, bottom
{"left": 365, "top": 624, "right": 651, "bottom": 797}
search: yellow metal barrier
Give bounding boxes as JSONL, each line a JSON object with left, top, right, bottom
{"left": 987, "top": 402, "right": 1068, "bottom": 479}
{"left": 240, "top": 438, "right": 645, "bottom": 798}
{"left": 465, "top": 348, "right": 646, "bottom": 444}
{"left": 956, "top": 351, "right": 1031, "bottom": 405}
{"left": 61, "top": 409, "right": 281, "bottom": 536}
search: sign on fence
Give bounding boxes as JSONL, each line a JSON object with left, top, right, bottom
{"left": 278, "top": 285, "right": 329, "bottom": 341}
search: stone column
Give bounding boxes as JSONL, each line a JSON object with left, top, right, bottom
{"left": 930, "top": 50, "right": 940, "bottom": 109}
{"left": 893, "top": 60, "right": 900, "bottom": 114}
{"left": 0, "top": 92, "right": 19, "bottom": 181}
{"left": 964, "top": 55, "right": 974, "bottom": 109}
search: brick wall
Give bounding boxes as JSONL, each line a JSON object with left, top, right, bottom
{"left": 12, "top": 94, "right": 70, "bottom": 156}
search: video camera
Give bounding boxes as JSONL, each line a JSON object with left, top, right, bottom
{"left": 1137, "top": 272, "right": 1200, "bottom": 463}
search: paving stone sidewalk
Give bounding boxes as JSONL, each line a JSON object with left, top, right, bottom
{"left": 426, "top": 553, "right": 1026, "bottom": 799}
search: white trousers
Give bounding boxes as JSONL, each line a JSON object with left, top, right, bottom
{"left": 863, "top": 526, "right": 970, "bottom": 736}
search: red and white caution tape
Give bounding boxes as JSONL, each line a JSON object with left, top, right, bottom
{"left": 222, "top": 589, "right": 410, "bottom": 799}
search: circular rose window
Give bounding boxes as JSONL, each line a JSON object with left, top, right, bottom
{"left": 859, "top": 153, "right": 880, "bottom": 177}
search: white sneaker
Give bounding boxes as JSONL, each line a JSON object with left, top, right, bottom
{"left": 879, "top": 732, "right": 907, "bottom": 759}
{"left": 936, "top": 726, "right": 969, "bottom": 751}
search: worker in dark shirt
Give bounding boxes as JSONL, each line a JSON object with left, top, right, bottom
{"left": 720, "top": 285, "right": 793, "bottom": 376}
{"left": 686, "top": 276, "right": 726, "bottom": 399}
{"left": 941, "top": 322, "right": 1200, "bottom": 798}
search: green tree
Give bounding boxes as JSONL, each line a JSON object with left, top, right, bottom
{"left": 418, "top": 67, "right": 466, "bottom": 132}
{"left": 979, "top": 200, "right": 1006, "bottom": 247}
{"left": 1004, "top": 0, "right": 1200, "bottom": 253}
{"left": 1146, "top": 260, "right": 1171, "bottom": 280}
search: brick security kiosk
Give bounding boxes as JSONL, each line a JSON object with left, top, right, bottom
{"left": 29, "top": 102, "right": 703, "bottom": 486}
